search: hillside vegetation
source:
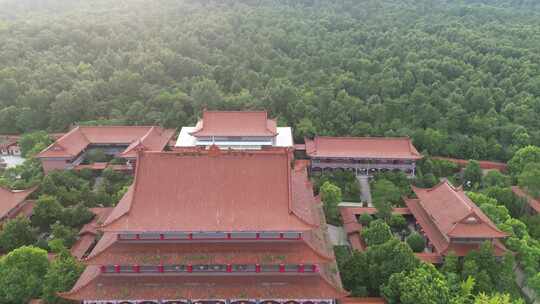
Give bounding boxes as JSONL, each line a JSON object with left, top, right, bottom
{"left": 0, "top": 0, "right": 539, "bottom": 162}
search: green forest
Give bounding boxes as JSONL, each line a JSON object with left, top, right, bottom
{"left": 1, "top": 0, "right": 540, "bottom": 161}
{"left": 1, "top": 1, "right": 540, "bottom": 303}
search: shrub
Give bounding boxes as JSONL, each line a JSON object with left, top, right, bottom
{"left": 42, "top": 245, "right": 85, "bottom": 304}
{"left": 320, "top": 181, "right": 342, "bottom": 225}
{"left": 334, "top": 245, "right": 351, "bottom": 268}
{"left": 84, "top": 148, "right": 109, "bottom": 163}
{"left": 32, "top": 195, "right": 63, "bottom": 231}
{"left": 51, "top": 223, "right": 78, "bottom": 248}
{"left": 388, "top": 214, "right": 407, "bottom": 230}
{"left": 406, "top": 232, "right": 426, "bottom": 253}
{"left": 0, "top": 246, "right": 49, "bottom": 303}
{"left": 361, "top": 219, "right": 393, "bottom": 246}
{"left": 359, "top": 213, "right": 373, "bottom": 226}
{"left": 0, "top": 216, "right": 38, "bottom": 252}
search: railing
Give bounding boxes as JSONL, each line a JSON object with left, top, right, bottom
{"left": 117, "top": 231, "right": 303, "bottom": 242}
{"left": 311, "top": 162, "right": 414, "bottom": 170}
{"left": 84, "top": 299, "right": 335, "bottom": 304}
{"left": 101, "top": 263, "right": 318, "bottom": 274}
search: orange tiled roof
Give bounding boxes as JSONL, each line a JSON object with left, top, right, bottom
{"left": 102, "top": 149, "right": 318, "bottom": 232}
{"left": 8, "top": 200, "right": 35, "bottom": 219}
{"left": 63, "top": 148, "right": 345, "bottom": 301}
{"left": 407, "top": 181, "right": 508, "bottom": 256}
{"left": 74, "top": 162, "right": 108, "bottom": 171}
{"left": 432, "top": 157, "right": 507, "bottom": 171}
{"left": 0, "top": 137, "right": 18, "bottom": 149}
{"left": 339, "top": 207, "right": 365, "bottom": 251}
{"left": 120, "top": 127, "right": 175, "bottom": 158}
{"left": 71, "top": 234, "right": 97, "bottom": 260}
{"left": 190, "top": 111, "right": 278, "bottom": 137}
{"left": 71, "top": 207, "right": 114, "bottom": 260}
{"left": 339, "top": 206, "right": 411, "bottom": 216}
{"left": 60, "top": 265, "right": 347, "bottom": 301}
{"left": 37, "top": 126, "right": 174, "bottom": 159}
{"left": 79, "top": 207, "right": 114, "bottom": 236}
{"left": 83, "top": 236, "right": 330, "bottom": 265}
{"left": 305, "top": 136, "right": 422, "bottom": 160}
{"left": 0, "top": 186, "right": 36, "bottom": 220}
{"left": 415, "top": 252, "right": 443, "bottom": 264}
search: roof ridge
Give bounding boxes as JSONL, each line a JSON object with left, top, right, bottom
{"left": 75, "top": 126, "right": 91, "bottom": 144}
{"left": 425, "top": 180, "right": 449, "bottom": 192}
{"left": 146, "top": 148, "right": 291, "bottom": 157}
{"left": 38, "top": 126, "right": 82, "bottom": 157}
{"left": 202, "top": 110, "right": 269, "bottom": 114}
{"left": 126, "top": 151, "right": 144, "bottom": 216}
{"left": 287, "top": 150, "right": 293, "bottom": 215}
{"left": 83, "top": 233, "right": 117, "bottom": 262}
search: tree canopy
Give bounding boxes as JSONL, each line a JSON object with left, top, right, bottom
{"left": 0, "top": 0, "right": 539, "bottom": 162}
{"left": 0, "top": 246, "right": 49, "bottom": 304}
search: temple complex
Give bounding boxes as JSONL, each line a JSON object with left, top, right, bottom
{"left": 175, "top": 111, "right": 293, "bottom": 149}
{"left": 304, "top": 137, "right": 421, "bottom": 177}
{"left": 37, "top": 126, "right": 175, "bottom": 173}
{"left": 61, "top": 148, "right": 345, "bottom": 304}
{"left": 405, "top": 181, "right": 508, "bottom": 257}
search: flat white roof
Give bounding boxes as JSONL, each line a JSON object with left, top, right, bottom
{"left": 275, "top": 127, "right": 294, "bottom": 147}
{"left": 175, "top": 127, "right": 294, "bottom": 148}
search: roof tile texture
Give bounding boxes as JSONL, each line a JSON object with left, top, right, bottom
{"left": 407, "top": 181, "right": 507, "bottom": 256}
{"left": 62, "top": 265, "right": 345, "bottom": 301}
{"left": 0, "top": 186, "right": 36, "bottom": 219}
{"left": 38, "top": 126, "right": 174, "bottom": 159}
{"left": 190, "top": 111, "right": 277, "bottom": 137}
{"left": 103, "top": 150, "right": 316, "bottom": 232}
{"left": 84, "top": 237, "right": 328, "bottom": 265}
{"left": 305, "top": 136, "right": 421, "bottom": 159}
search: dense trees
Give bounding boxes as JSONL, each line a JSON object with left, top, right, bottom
{"left": 508, "top": 146, "right": 540, "bottom": 176}
{"left": 361, "top": 219, "right": 393, "bottom": 247}
{"left": 406, "top": 232, "right": 426, "bottom": 253}
{"left": 463, "top": 160, "right": 483, "bottom": 190}
{"left": 371, "top": 179, "right": 401, "bottom": 219}
{"left": 517, "top": 164, "right": 540, "bottom": 197}
{"left": 0, "top": 246, "right": 49, "bottom": 303}
{"left": 0, "top": 0, "right": 538, "bottom": 162}
{"left": 320, "top": 181, "right": 342, "bottom": 225}
{"left": 313, "top": 171, "right": 360, "bottom": 202}
{"left": 341, "top": 238, "right": 420, "bottom": 296}
{"left": 383, "top": 263, "right": 451, "bottom": 304}
{"left": 18, "top": 131, "right": 53, "bottom": 158}
{"left": 0, "top": 0, "right": 539, "bottom": 302}
{"left": 42, "top": 244, "right": 84, "bottom": 304}
{"left": 0, "top": 216, "right": 37, "bottom": 252}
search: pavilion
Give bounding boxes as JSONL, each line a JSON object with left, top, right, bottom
{"left": 406, "top": 181, "right": 508, "bottom": 257}
{"left": 175, "top": 110, "right": 293, "bottom": 149}
{"left": 60, "top": 147, "right": 345, "bottom": 304}
{"left": 37, "top": 126, "right": 175, "bottom": 173}
{"left": 304, "top": 136, "right": 421, "bottom": 177}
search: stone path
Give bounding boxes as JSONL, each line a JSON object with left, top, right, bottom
{"left": 327, "top": 224, "right": 348, "bottom": 246}
{"left": 357, "top": 175, "right": 372, "bottom": 205}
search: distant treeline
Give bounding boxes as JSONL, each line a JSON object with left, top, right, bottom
{"left": 0, "top": 0, "right": 540, "bottom": 161}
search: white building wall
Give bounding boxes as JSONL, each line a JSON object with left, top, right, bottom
{"left": 175, "top": 127, "right": 294, "bottom": 149}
